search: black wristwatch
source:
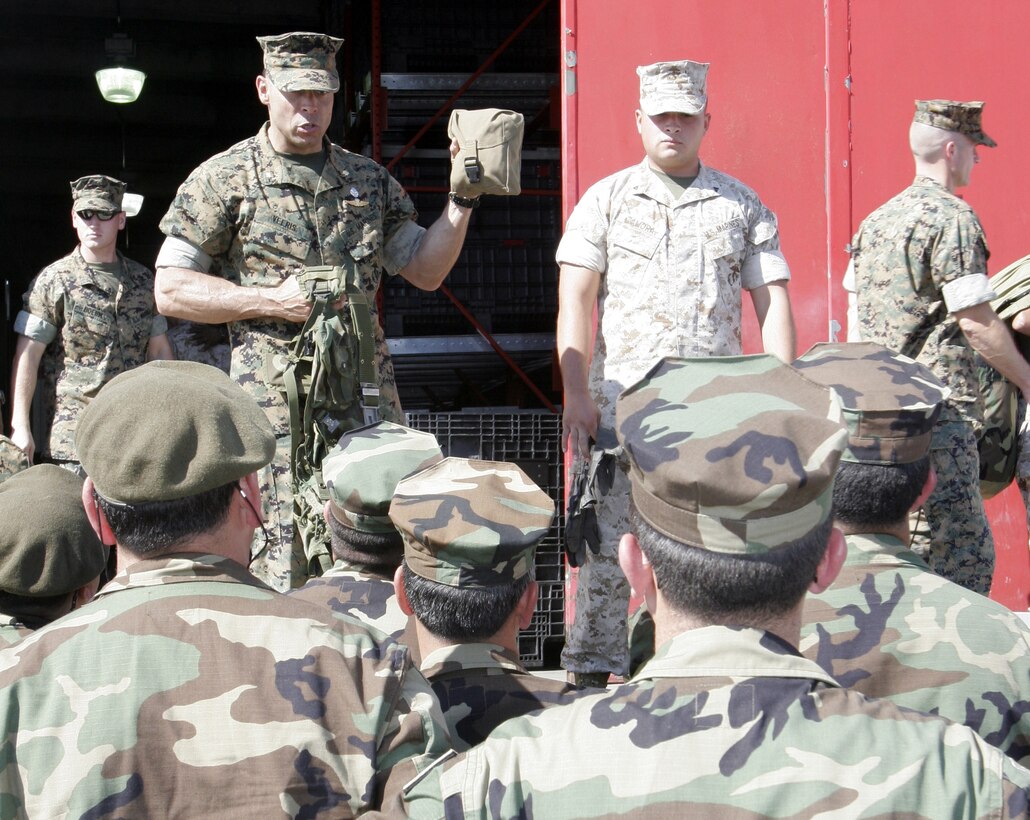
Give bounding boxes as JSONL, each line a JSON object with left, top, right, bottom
{"left": 448, "top": 191, "right": 480, "bottom": 210}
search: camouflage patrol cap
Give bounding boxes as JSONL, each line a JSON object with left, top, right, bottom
{"left": 637, "top": 60, "right": 709, "bottom": 116}
{"left": 794, "top": 342, "right": 949, "bottom": 465}
{"left": 390, "top": 457, "right": 555, "bottom": 588}
{"left": 76, "top": 361, "right": 276, "bottom": 505}
{"left": 323, "top": 421, "right": 443, "bottom": 534}
{"left": 257, "top": 31, "right": 343, "bottom": 93}
{"left": 913, "top": 99, "right": 997, "bottom": 147}
{"left": 616, "top": 355, "right": 848, "bottom": 555}
{"left": 0, "top": 465, "right": 106, "bottom": 597}
{"left": 69, "top": 175, "right": 125, "bottom": 212}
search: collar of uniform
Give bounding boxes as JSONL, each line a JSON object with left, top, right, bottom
{"left": 255, "top": 123, "right": 341, "bottom": 190}
{"left": 93, "top": 552, "right": 271, "bottom": 599}
{"left": 911, "top": 175, "right": 950, "bottom": 194}
{"left": 632, "top": 158, "right": 721, "bottom": 208}
{"left": 419, "top": 642, "right": 526, "bottom": 680}
{"left": 842, "top": 531, "right": 932, "bottom": 571}
{"left": 635, "top": 625, "right": 841, "bottom": 688}
{"left": 320, "top": 560, "right": 396, "bottom": 582}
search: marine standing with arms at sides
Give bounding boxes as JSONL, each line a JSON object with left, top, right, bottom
{"left": 9, "top": 175, "right": 173, "bottom": 475}
{"left": 556, "top": 59, "right": 796, "bottom": 685}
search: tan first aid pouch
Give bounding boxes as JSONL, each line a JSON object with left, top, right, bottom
{"left": 447, "top": 108, "right": 524, "bottom": 197}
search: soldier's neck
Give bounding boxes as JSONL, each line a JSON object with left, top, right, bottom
{"left": 913, "top": 160, "right": 954, "bottom": 193}
{"left": 80, "top": 244, "right": 118, "bottom": 265}
{"left": 838, "top": 520, "right": 910, "bottom": 544}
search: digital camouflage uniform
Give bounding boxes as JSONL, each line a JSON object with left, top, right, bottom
{"left": 556, "top": 158, "right": 790, "bottom": 675}
{"left": 403, "top": 354, "right": 1030, "bottom": 818}
{"left": 390, "top": 457, "right": 571, "bottom": 749}
{"left": 0, "top": 555, "right": 449, "bottom": 818}
{"left": 166, "top": 318, "right": 230, "bottom": 373}
{"left": 850, "top": 100, "right": 999, "bottom": 594}
{"left": 792, "top": 342, "right": 1030, "bottom": 767}
{"left": 160, "top": 123, "right": 424, "bottom": 590}
{"left": 14, "top": 248, "right": 167, "bottom": 464}
{"left": 0, "top": 438, "right": 28, "bottom": 484}
{"left": 419, "top": 643, "right": 584, "bottom": 752}
{"left": 289, "top": 421, "right": 443, "bottom": 643}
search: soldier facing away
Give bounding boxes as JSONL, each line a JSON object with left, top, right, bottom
{"left": 155, "top": 32, "right": 477, "bottom": 591}
{"left": 402, "top": 355, "right": 1030, "bottom": 818}
{"left": 390, "top": 457, "right": 585, "bottom": 752}
{"left": 0, "top": 361, "right": 449, "bottom": 817}
{"left": 795, "top": 341, "right": 1030, "bottom": 768}
{"left": 9, "top": 175, "right": 174, "bottom": 475}
{"left": 0, "top": 464, "right": 106, "bottom": 648}
{"left": 556, "top": 59, "right": 796, "bottom": 686}
{"left": 288, "top": 419, "right": 443, "bottom": 650}
{"left": 845, "top": 99, "right": 1030, "bottom": 594}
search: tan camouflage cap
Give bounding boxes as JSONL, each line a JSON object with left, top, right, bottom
{"left": 637, "top": 60, "right": 709, "bottom": 116}
{"left": 0, "top": 465, "right": 106, "bottom": 597}
{"left": 323, "top": 421, "right": 443, "bottom": 534}
{"left": 616, "top": 355, "right": 848, "bottom": 555}
{"left": 913, "top": 99, "right": 996, "bottom": 147}
{"left": 390, "top": 457, "right": 555, "bottom": 588}
{"left": 70, "top": 175, "right": 125, "bottom": 212}
{"left": 793, "top": 343, "right": 949, "bottom": 465}
{"left": 257, "top": 31, "right": 343, "bottom": 93}
{"left": 76, "top": 361, "right": 276, "bottom": 505}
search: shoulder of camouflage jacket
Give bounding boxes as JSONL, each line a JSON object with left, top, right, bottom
{"left": 0, "top": 572, "right": 449, "bottom": 817}
{"left": 404, "top": 670, "right": 1030, "bottom": 818}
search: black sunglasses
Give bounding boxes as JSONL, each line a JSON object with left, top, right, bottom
{"left": 76, "top": 209, "right": 119, "bottom": 221}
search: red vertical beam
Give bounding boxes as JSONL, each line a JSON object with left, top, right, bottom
{"left": 560, "top": 0, "right": 580, "bottom": 633}
{"left": 824, "top": 0, "right": 853, "bottom": 339}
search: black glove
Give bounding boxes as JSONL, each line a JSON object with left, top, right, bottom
{"left": 565, "top": 435, "right": 622, "bottom": 568}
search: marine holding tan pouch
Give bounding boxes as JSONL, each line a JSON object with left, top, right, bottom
{"left": 447, "top": 108, "right": 524, "bottom": 197}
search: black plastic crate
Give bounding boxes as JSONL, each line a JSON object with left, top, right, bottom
{"left": 405, "top": 410, "right": 565, "bottom": 667}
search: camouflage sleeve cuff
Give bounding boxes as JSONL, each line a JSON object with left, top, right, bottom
{"left": 741, "top": 248, "right": 790, "bottom": 290}
{"left": 383, "top": 219, "right": 427, "bottom": 276}
{"left": 13, "top": 310, "right": 57, "bottom": 345}
{"left": 555, "top": 233, "right": 606, "bottom": 273}
{"left": 943, "top": 273, "right": 995, "bottom": 314}
{"left": 150, "top": 315, "right": 169, "bottom": 337}
{"left": 155, "top": 235, "right": 213, "bottom": 273}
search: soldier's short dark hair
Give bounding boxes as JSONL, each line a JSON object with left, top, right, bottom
{"left": 832, "top": 457, "right": 931, "bottom": 528}
{"left": 402, "top": 563, "right": 532, "bottom": 641}
{"left": 97, "top": 482, "right": 237, "bottom": 556}
{"left": 632, "top": 505, "right": 832, "bottom": 623}
{"left": 326, "top": 508, "right": 403, "bottom": 571}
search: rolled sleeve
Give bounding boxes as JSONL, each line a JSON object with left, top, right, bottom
{"left": 383, "top": 218, "right": 426, "bottom": 275}
{"left": 155, "top": 235, "right": 213, "bottom": 273}
{"left": 14, "top": 310, "right": 57, "bottom": 345}
{"left": 943, "top": 274, "right": 996, "bottom": 314}
{"left": 741, "top": 248, "right": 791, "bottom": 290}
{"left": 556, "top": 232, "right": 607, "bottom": 273}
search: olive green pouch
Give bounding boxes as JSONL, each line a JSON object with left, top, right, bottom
{"left": 447, "top": 108, "right": 524, "bottom": 197}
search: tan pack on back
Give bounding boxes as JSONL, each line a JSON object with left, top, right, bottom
{"left": 447, "top": 108, "right": 524, "bottom": 197}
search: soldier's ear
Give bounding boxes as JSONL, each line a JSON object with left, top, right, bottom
{"left": 810, "top": 526, "right": 846, "bottom": 594}
{"left": 619, "top": 532, "right": 656, "bottom": 609}
{"left": 911, "top": 465, "right": 937, "bottom": 513}
{"left": 81, "top": 477, "right": 115, "bottom": 547}
{"left": 515, "top": 580, "right": 539, "bottom": 631}
{"left": 393, "top": 565, "right": 414, "bottom": 615}
{"left": 255, "top": 74, "right": 271, "bottom": 105}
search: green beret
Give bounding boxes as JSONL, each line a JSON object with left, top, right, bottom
{"left": 616, "top": 355, "right": 848, "bottom": 555}
{"left": 0, "top": 465, "right": 106, "bottom": 597}
{"left": 390, "top": 457, "right": 555, "bottom": 588}
{"left": 323, "top": 421, "right": 443, "bottom": 534}
{"left": 794, "top": 342, "right": 949, "bottom": 464}
{"left": 76, "top": 361, "right": 276, "bottom": 504}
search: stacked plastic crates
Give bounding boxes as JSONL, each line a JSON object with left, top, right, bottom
{"left": 406, "top": 409, "right": 564, "bottom": 668}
